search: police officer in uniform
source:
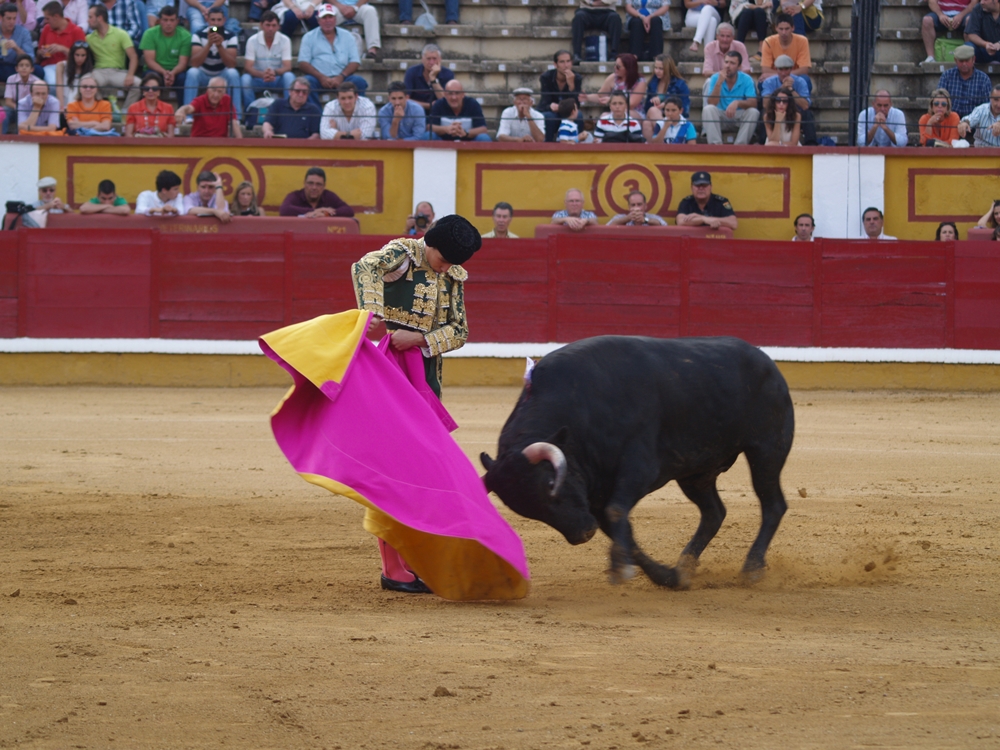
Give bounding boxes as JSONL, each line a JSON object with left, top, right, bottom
{"left": 675, "top": 171, "right": 739, "bottom": 232}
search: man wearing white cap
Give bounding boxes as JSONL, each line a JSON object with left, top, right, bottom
{"left": 296, "top": 3, "right": 368, "bottom": 108}
{"left": 496, "top": 87, "right": 545, "bottom": 142}
{"left": 33, "top": 176, "right": 71, "bottom": 213}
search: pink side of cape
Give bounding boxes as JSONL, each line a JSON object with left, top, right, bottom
{"left": 259, "top": 334, "right": 529, "bottom": 580}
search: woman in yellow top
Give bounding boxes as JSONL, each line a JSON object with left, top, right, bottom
{"left": 918, "top": 89, "right": 961, "bottom": 147}
{"left": 65, "top": 74, "right": 113, "bottom": 134}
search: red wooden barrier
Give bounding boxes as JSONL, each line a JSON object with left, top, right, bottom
{"left": 1, "top": 228, "right": 998, "bottom": 349}
{"left": 45, "top": 214, "right": 361, "bottom": 235}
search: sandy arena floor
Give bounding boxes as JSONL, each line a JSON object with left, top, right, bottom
{"left": 1, "top": 385, "right": 999, "bottom": 749}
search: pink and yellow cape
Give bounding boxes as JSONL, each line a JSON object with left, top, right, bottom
{"left": 259, "top": 310, "right": 530, "bottom": 601}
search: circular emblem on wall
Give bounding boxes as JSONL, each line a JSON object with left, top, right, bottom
{"left": 599, "top": 163, "right": 670, "bottom": 216}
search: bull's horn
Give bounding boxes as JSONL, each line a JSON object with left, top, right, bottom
{"left": 522, "top": 442, "right": 567, "bottom": 497}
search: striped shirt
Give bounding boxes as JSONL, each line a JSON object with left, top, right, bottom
{"left": 962, "top": 101, "right": 1000, "bottom": 147}
{"left": 594, "top": 113, "right": 642, "bottom": 142}
{"left": 558, "top": 118, "right": 581, "bottom": 142}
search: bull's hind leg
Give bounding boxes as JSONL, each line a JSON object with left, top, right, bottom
{"left": 675, "top": 475, "right": 728, "bottom": 588}
{"left": 742, "top": 448, "right": 789, "bottom": 580}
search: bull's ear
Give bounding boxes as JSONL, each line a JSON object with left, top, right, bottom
{"left": 480, "top": 452, "right": 495, "bottom": 472}
{"left": 547, "top": 426, "right": 570, "bottom": 447}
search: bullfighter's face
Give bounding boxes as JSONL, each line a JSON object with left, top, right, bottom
{"left": 481, "top": 452, "right": 599, "bottom": 545}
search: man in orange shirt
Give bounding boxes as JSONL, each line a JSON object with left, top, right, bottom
{"left": 759, "top": 13, "right": 811, "bottom": 88}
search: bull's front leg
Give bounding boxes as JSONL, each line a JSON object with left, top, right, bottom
{"left": 602, "top": 502, "right": 638, "bottom": 585}
{"left": 600, "top": 455, "right": 669, "bottom": 585}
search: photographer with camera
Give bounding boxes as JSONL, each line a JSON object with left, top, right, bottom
{"left": 405, "top": 200, "right": 435, "bottom": 237}
{"left": 182, "top": 8, "right": 241, "bottom": 114}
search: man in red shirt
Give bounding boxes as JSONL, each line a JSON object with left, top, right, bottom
{"left": 174, "top": 74, "right": 241, "bottom": 137}
{"left": 38, "top": 1, "right": 85, "bottom": 86}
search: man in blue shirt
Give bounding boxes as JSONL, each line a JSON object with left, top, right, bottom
{"left": 296, "top": 4, "right": 368, "bottom": 108}
{"left": 759, "top": 54, "right": 817, "bottom": 144}
{"left": 429, "top": 79, "right": 491, "bottom": 141}
{"left": 938, "top": 44, "right": 992, "bottom": 118}
{"left": 262, "top": 76, "right": 321, "bottom": 138}
{"left": 702, "top": 50, "right": 759, "bottom": 144}
{"left": 378, "top": 80, "right": 426, "bottom": 140}
{"left": 856, "top": 89, "right": 908, "bottom": 147}
{"left": 402, "top": 44, "right": 454, "bottom": 112}
{"left": 0, "top": 3, "right": 36, "bottom": 81}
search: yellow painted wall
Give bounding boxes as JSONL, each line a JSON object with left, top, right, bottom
{"left": 37, "top": 142, "right": 414, "bottom": 235}
{"left": 457, "top": 150, "right": 814, "bottom": 240}
{"left": 883, "top": 152, "right": 1000, "bottom": 241}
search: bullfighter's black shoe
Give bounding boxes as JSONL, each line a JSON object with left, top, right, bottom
{"left": 380, "top": 574, "right": 432, "bottom": 594}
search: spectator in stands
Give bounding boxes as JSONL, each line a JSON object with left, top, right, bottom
{"left": 297, "top": 4, "right": 367, "bottom": 108}
{"left": 399, "top": 0, "right": 458, "bottom": 24}
{"left": 594, "top": 89, "right": 643, "bottom": 141}
{"left": 965, "top": 0, "right": 1000, "bottom": 63}
{"left": 586, "top": 52, "right": 646, "bottom": 114}
{"left": 760, "top": 14, "right": 811, "bottom": 84}
{"left": 18, "top": 79, "right": 62, "bottom": 132}
{"left": 184, "top": 170, "right": 230, "bottom": 222}
{"left": 378, "top": 80, "right": 426, "bottom": 140}
{"left": 935, "top": 221, "right": 959, "bottom": 240}
{"left": 323, "top": 0, "right": 381, "bottom": 60}
{"left": 539, "top": 49, "right": 583, "bottom": 142}
{"left": 773, "top": 0, "right": 822, "bottom": 36}
{"left": 975, "top": 199, "right": 1000, "bottom": 229}
{"left": 66, "top": 73, "right": 114, "bottom": 133}
{"left": 54, "top": 39, "right": 93, "bottom": 107}
{"left": 607, "top": 190, "right": 667, "bottom": 225}
{"left": 730, "top": 0, "right": 768, "bottom": 46}
{"left": 125, "top": 71, "right": 175, "bottom": 135}
{"left": 857, "top": 89, "right": 908, "bottom": 147}
{"left": 482, "top": 202, "right": 517, "bottom": 238}
{"left": 921, "top": 0, "right": 977, "bottom": 65}
{"left": 86, "top": 3, "right": 140, "bottom": 107}
{"left": 702, "top": 50, "right": 759, "bottom": 145}
{"left": 33, "top": 175, "right": 71, "bottom": 212}
{"left": 0, "top": 3, "right": 35, "bottom": 84}
{"left": 648, "top": 94, "right": 697, "bottom": 143}
{"left": 404, "top": 43, "right": 452, "bottom": 113}
{"left": 139, "top": 5, "right": 190, "bottom": 96}
{"left": 93, "top": 0, "right": 144, "bottom": 46}
{"left": 136, "top": 170, "right": 184, "bottom": 215}
{"left": 276, "top": 0, "right": 319, "bottom": 37}
{"left": 702, "top": 22, "right": 750, "bottom": 77}
{"left": 685, "top": 0, "right": 722, "bottom": 54}
{"left": 279, "top": 166, "right": 355, "bottom": 218}
{"left": 625, "top": 0, "right": 669, "bottom": 61}
{"left": 38, "top": 1, "right": 85, "bottom": 87}
{"left": 3, "top": 53, "right": 38, "bottom": 132}
{"left": 184, "top": 8, "right": 241, "bottom": 113}
{"left": 184, "top": 0, "right": 241, "bottom": 36}
{"left": 792, "top": 213, "right": 815, "bottom": 241}
{"left": 958, "top": 83, "right": 1000, "bottom": 146}
{"left": 262, "top": 75, "right": 321, "bottom": 137}
{"left": 551, "top": 188, "right": 598, "bottom": 231}
{"left": 763, "top": 90, "right": 800, "bottom": 145}
{"left": 938, "top": 45, "right": 991, "bottom": 118}
{"left": 12, "top": 0, "right": 36, "bottom": 32}
{"left": 79, "top": 178, "right": 131, "bottom": 214}
{"left": 760, "top": 54, "right": 817, "bottom": 144}
{"left": 61, "top": 0, "right": 89, "bottom": 31}
{"left": 676, "top": 171, "right": 738, "bottom": 230}
{"left": 320, "top": 80, "right": 376, "bottom": 139}
{"left": 175, "top": 74, "right": 242, "bottom": 137}
{"left": 556, "top": 97, "right": 593, "bottom": 142}
{"left": 862, "top": 207, "right": 895, "bottom": 240}
{"left": 231, "top": 181, "right": 265, "bottom": 216}
{"left": 919, "top": 88, "right": 961, "bottom": 145}
{"left": 429, "top": 79, "right": 491, "bottom": 141}
{"left": 642, "top": 54, "right": 690, "bottom": 140}
{"left": 241, "top": 10, "right": 295, "bottom": 110}
{"left": 497, "top": 87, "right": 545, "bottom": 143}
{"left": 571, "top": 0, "right": 622, "bottom": 64}
{"left": 405, "top": 200, "right": 434, "bottom": 236}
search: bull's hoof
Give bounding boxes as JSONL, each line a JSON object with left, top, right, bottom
{"left": 675, "top": 554, "right": 699, "bottom": 590}
{"left": 607, "top": 564, "right": 637, "bottom": 585}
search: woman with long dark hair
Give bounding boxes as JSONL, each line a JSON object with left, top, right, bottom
{"left": 55, "top": 40, "right": 94, "bottom": 108}
{"left": 763, "top": 90, "right": 801, "bottom": 146}
{"left": 935, "top": 222, "right": 959, "bottom": 241}
{"left": 586, "top": 53, "right": 647, "bottom": 115}
{"left": 975, "top": 200, "right": 1000, "bottom": 230}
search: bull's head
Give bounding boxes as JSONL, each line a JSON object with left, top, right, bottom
{"left": 481, "top": 431, "right": 598, "bottom": 545}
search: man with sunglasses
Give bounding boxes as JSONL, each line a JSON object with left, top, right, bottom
{"left": 32, "top": 176, "right": 72, "bottom": 214}
{"left": 957, "top": 83, "right": 1000, "bottom": 146}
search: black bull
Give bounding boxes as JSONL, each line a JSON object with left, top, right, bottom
{"left": 481, "top": 335, "right": 795, "bottom": 587}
